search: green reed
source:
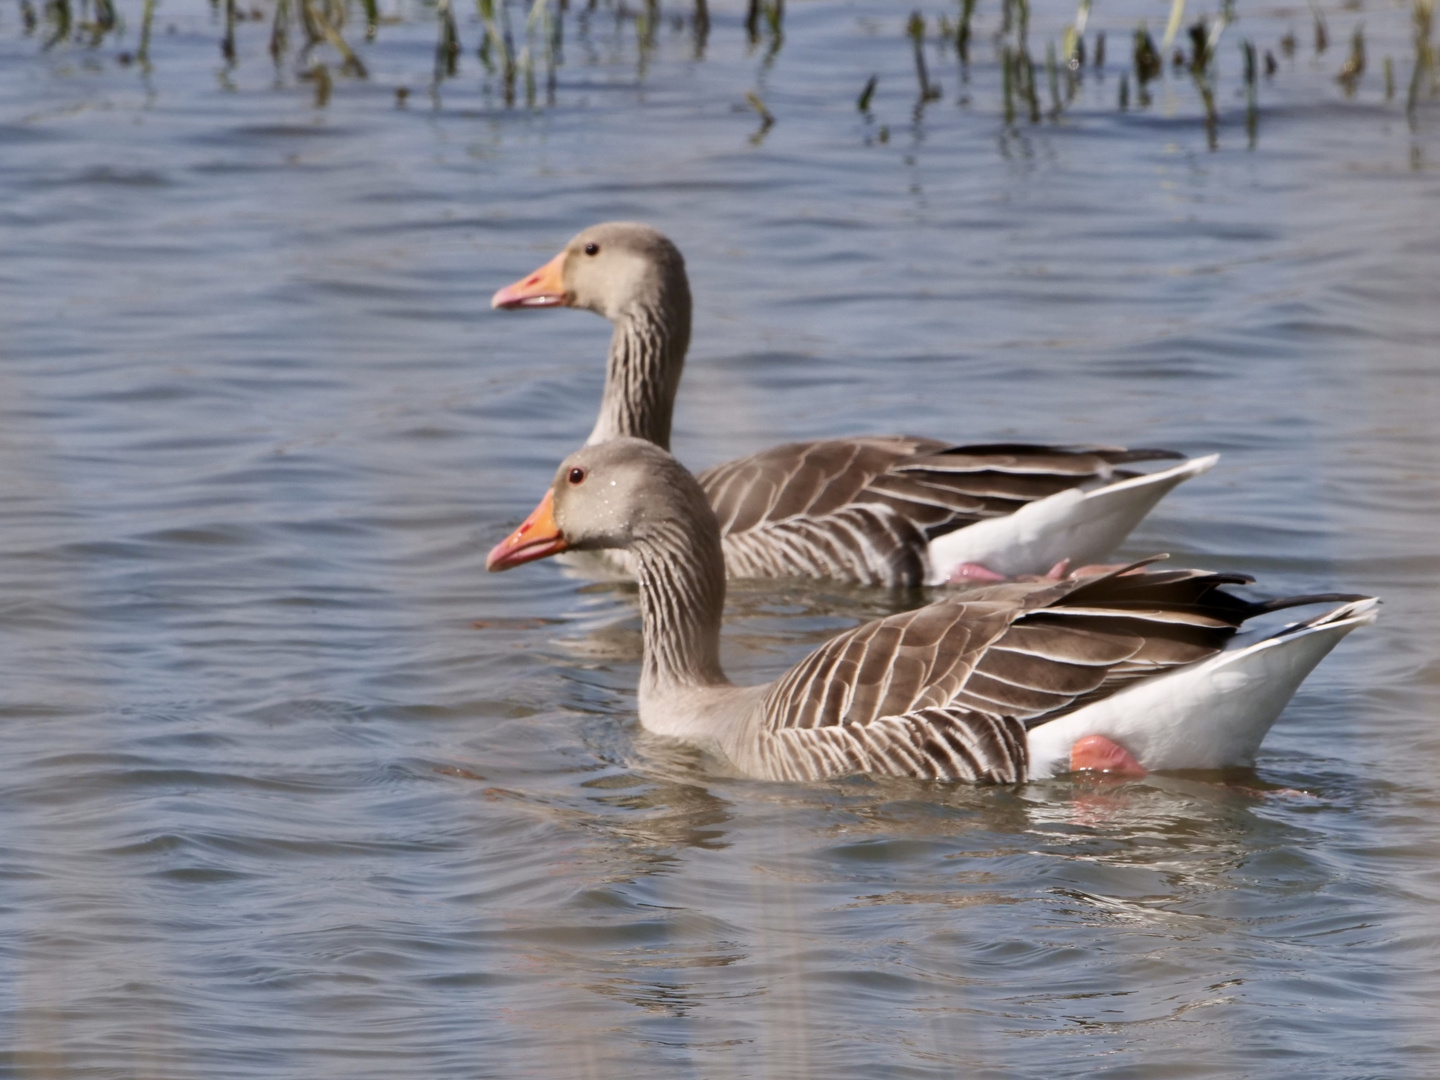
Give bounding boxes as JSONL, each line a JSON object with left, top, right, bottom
{"left": 693, "top": 0, "right": 710, "bottom": 59}
{"left": 435, "top": 0, "right": 460, "bottom": 82}
{"left": 1242, "top": 38, "right": 1258, "bottom": 147}
{"left": 136, "top": 0, "right": 155, "bottom": 67}
{"left": 957, "top": 0, "right": 976, "bottom": 64}
{"left": 907, "top": 11, "right": 941, "bottom": 101}
{"left": 745, "top": 89, "right": 774, "bottom": 144}
{"left": 1338, "top": 25, "right": 1365, "bottom": 95}
{"left": 13, "top": 0, "right": 1435, "bottom": 142}
{"left": 43, "top": 0, "right": 71, "bottom": 50}
{"left": 746, "top": 0, "right": 783, "bottom": 50}
{"left": 857, "top": 74, "right": 878, "bottom": 114}
{"left": 1408, "top": 0, "right": 1436, "bottom": 120}
{"left": 223, "top": 0, "right": 236, "bottom": 62}
{"left": 1045, "top": 40, "right": 1060, "bottom": 117}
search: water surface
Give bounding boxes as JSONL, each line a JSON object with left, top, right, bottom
{"left": 2, "top": 2, "right": 1439, "bottom": 1076}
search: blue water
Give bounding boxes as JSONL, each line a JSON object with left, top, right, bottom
{"left": 2, "top": 1, "right": 1438, "bottom": 1075}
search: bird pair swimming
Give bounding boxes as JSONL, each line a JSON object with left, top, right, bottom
{"left": 486, "top": 224, "right": 1376, "bottom": 784}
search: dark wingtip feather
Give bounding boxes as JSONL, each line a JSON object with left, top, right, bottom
{"left": 1087, "top": 447, "right": 1188, "bottom": 464}
{"left": 1248, "top": 592, "right": 1377, "bottom": 616}
{"left": 939, "top": 443, "right": 1185, "bottom": 464}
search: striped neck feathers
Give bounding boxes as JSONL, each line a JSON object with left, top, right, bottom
{"left": 587, "top": 295, "right": 691, "bottom": 451}
{"left": 631, "top": 517, "right": 727, "bottom": 697}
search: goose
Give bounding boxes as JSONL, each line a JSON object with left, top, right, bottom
{"left": 487, "top": 439, "right": 1376, "bottom": 783}
{"left": 492, "top": 222, "right": 1218, "bottom": 587}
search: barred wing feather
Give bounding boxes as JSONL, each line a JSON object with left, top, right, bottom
{"left": 752, "top": 566, "right": 1277, "bottom": 783}
{"left": 697, "top": 438, "right": 1184, "bottom": 586}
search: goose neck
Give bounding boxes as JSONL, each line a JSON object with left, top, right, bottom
{"left": 632, "top": 522, "right": 728, "bottom": 699}
{"left": 586, "top": 297, "right": 690, "bottom": 451}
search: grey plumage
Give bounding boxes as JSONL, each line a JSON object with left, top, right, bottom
{"left": 489, "top": 440, "right": 1370, "bottom": 785}
{"left": 494, "top": 223, "right": 1198, "bottom": 586}
{"left": 699, "top": 437, "right": 1182, "bottom": 586}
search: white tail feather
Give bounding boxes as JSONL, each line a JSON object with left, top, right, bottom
{"left": 925, "top": 454, "right": 1219, "bottom": 583}
{"left": 1025, "top": 598, "right": 1379, "bottom": 779}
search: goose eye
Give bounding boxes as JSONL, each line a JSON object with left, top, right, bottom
{"left": 568, "top": 467, "right": 587, "bottom": 485}
{"left": 583, "top": 242, "right": 599, "bottom": 256}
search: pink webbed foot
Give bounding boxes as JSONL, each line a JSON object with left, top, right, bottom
{"left": 1066, "top": 561, "right": 1134, "bottom": 579}
{"left": 947, "top": 562, "right": 1010, "bottom": 584}
{"left": 1013, "top": 559, "right": 1073, "bottom": 583}
{"left": 1070, "top": 735, "right": 1148, "bottom": 777}
{"left": 948, "top": 560, "right": 1140, "bottom": 586}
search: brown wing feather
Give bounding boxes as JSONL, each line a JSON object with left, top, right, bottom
{"left": 718, "top": 505, "right": 929, "bottom": 587}
{"left": 753, "top": 567, "right": 1265, "bottom": 782}
{"left": 762, "top": 594, "right": 1025, "bottom": 731}
{"left": 697, "top": 438, "right": 1185, "bottom": 584}
{"left": 761, "top": 708, "right": 1030, "bottom": 783}
{"left": 698, "top": 437, "right": 947, "bottom": 533}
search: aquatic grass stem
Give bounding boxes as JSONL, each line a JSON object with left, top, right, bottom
{"left": 1338, "top": 25, "right": 1365, "bottom": 94}
{"left": 1206, "top": 3, "right": 1233, "bottom": 64}
{"left": 1002, "top": 45, "right": 1016, "bottom": 124}
{"left": 298, "top": 0, "right": 318, "bottom": 46}
{"left": 477, "top": 0, "right": 515, "bottom": 103}
{"left": 223, "top": 0, "right": 236, "bottom": 61}
{"left": 745, "top": 89, "right": 774, "bottom": 144}
{"left": 957, "top": 0, "right": 976, "bottom": 64}
{"left": 1413, "top": 0, "right": 1436, "bottom": 101}
{"left": 87, "top": 0, "right": 115, "bottom": 46}
{"left": 1023, "top": 48, "right": 1040, "bottom": 121}
{"left": 43, "top": 0, "right": 71, "bottom": 50}
{"left": 1161, "top": 0, "right": 1185, "bottom": 51}
{"left": 635, "top": 0, "right": 656, "bottom": 59}
{"left": 138, "top": 0, "right": 156, "bottom": 67}
{"left": 1133, "top": 23, "right": 1161, "bottom": 90}
{"left": 515, "top": 0, "right": 554, "bottom": 104}
{"left": 1064, "top": 0, "right": 1089, "bottom": 69}
{"left": 1405, "top": 0, "right": 1434, "bottom": 120}
{"left": 908, "top": 12, "right": 941, "bottom": 101}
{"left": 310, "top": 60, "right": 332, "bottom": 105}
{"left": 693, "top": 0, "right": 709, "bottom": 58}
{"left": 765, "top": 0, "right": 784, "bottom": 39}
{"left": 1187, "top": 9, "right": 1231, "bottom": 73}
{"left": 857, "top": 74, "right": 877, "bottom": 113}
{"left": 547, "top": 0, "right": 562, "bottom": 100}
{"left": 1313, "top": 5, "right": 1329, "bottom": 53}
{"left": 1192, "top": 62, "right": 1218, "bottom": 147}
{"left": 302, "top": 0, "right": 366, "bottom": 76}
{"left": 1046, "top": 40, "right": 1060, "bottom": 117}
{"left": 1242, "top": 38, "right": 1258, "bottom": 146}
{"left": 435, "top": 0, "right": 460, "bottom": 82}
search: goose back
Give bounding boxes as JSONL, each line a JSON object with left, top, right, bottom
{"left": 494, "top": 223, "right": 1210, "bottom": 586}
{"left": 740, "top": 567, "right": 1274, "bottom": 783}
{"left": 697, "top": 439, "right": 1185, "bottom": 587}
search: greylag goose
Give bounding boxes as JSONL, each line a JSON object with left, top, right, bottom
{"left": 492, "top": 222, "right": 1218, "bottom": 587}
{"left": 487, "top": 439, "right": 1376, "bottom": 783}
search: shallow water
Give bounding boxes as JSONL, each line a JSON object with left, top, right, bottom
{"left": 2, "top": 1, "right": 1439, "bottom": 1076}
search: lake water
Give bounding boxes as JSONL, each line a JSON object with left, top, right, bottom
{"left": 2, "top": 0, "right": 1438, "bottom": 1075}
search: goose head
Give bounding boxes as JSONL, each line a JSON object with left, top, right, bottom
{"left": 491, "top": 222, "right": 689, "bottom": 323}
{"left": 487, "top": 438, "right": 716, "bottom": 571}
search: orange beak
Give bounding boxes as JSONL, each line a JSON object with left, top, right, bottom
{"left": 491, "top": 250, "right": 570, "bottom": 309}
{"left": 487, "top": 489, "right": 570, "bottom": 571}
